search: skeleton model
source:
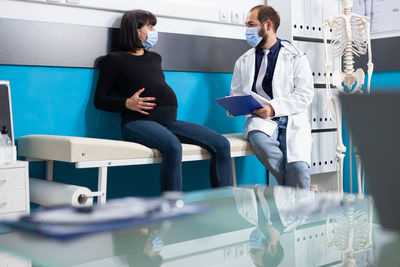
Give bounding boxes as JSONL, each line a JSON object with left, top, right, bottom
{"left": 327, "top": 195, "right": 374, "bottom": 267}
{"left": 323, "top": 0, "right": 373, "bottom": 196}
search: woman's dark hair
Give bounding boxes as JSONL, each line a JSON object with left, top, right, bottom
{"left": 119, "top": 10, "right": 157, "bottom": 52}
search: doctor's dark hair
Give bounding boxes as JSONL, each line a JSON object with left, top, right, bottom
{"left": 119, "top": 10, "right": 157, "bottom": 52}
{"left": 250, "top": 239, "right": 284, "bottom": 267}
{"left": 250, "top": 5, "right": 280, "bottom": 32}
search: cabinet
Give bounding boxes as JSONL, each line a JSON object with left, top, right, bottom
{"left": 0, "top": 161, "right": 30, "bottom": 219}
{"left": 268, "top": 0, "right": 341, "bottom": 41}
{"left": 0, "top": 161, "right": 31, "bottom": 266}
{"left": 294, "top": 225, "right": 342, "bottom": 266}
{"left": 268, "top": 0, "right": 341, "bottom": 190}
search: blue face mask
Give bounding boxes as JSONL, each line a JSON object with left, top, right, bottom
{"left": 249, "top": 228, "right": 266, "bottom": 249}
{"left": 142, "top": 30, "right": 158, "bottom": 49}
{"left": 245, "top": 23, "right": 265, "bottom": 47}
{"left": 147, "top": 232, "right": 164, "bottom": 252}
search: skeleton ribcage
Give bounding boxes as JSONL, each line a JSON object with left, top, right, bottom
{"left": 329, "top": 15, "right": 368, "bottom": 59}
{"left": 327, "top": 207, "right": 371, "bottom": 252}
{"left": 351, "top": 16, "right": 368, "bottom": 56}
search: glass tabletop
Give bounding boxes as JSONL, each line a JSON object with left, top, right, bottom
{"left": 0, "top": 185, "right": 399, "bottom": 267}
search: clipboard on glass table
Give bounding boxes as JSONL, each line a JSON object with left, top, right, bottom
{"left": 0, "top": 197, "right": 210, "bottom": 240}
{"left": 216, "top": 94, "right": 263, "bottom": 116}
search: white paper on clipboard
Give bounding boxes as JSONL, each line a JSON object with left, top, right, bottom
{"left": 243, "top": 92, "right": 277, "bottom": 137}
{"left": 249, "top": 91, "right": 271, "bottom": 106}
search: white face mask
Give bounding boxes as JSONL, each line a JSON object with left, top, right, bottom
{"left": 141, "top": 30, "right": 158, "bottom": 49}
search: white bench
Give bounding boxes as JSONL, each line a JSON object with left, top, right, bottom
{"left": 17, "top": 133, "right": 253, "bottom": 204}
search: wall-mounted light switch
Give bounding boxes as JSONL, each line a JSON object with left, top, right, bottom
{"left": 231, "top": 11, "right": 243, "bottom": 24}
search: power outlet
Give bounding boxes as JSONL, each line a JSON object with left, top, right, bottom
{"left": 236, "top": 244, "right": 246, "bottom": 258}
{"left": 219, "top": 9, "right": 230, "bottom": 23}
{"left": 223, "top": 247, "right": 235, "bottom": 261}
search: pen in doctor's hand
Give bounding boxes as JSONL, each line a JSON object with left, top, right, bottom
{"left": 125, "top": 88, "right": 156, "bottom": 115}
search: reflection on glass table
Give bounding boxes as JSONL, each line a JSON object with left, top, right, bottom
{"left": 0, "top": 186, "right": 399, "bottom": 267}
{"left": 326, "top": 194, "right": 373, "bottom": 267}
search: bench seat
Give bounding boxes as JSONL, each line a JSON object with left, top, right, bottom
{"left": 18, "top": 133, "right": 253, "bottom": 204}
{"left": 18, "top": 133, "right": 252, "bottom": 162}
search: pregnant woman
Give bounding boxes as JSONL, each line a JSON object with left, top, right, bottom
{"left": 94, "top": 9, "right": 232, "bottom": 192}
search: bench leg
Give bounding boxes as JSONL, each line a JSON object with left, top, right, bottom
{"left": 97, "top": 167, "right": 108, "bottom": 205}
{"left": 231, "top": 158, "right": 237, "bottom": 187}
{"left": 46, "top": 160, "right": 54, "bottom": 182}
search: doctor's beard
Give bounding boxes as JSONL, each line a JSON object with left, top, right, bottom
{"left": 257, "top": 27, "right": 268, "bottom": 48}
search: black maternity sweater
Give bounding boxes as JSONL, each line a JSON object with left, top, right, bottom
{"left": 94, "top": 50, "right": 178, "bottom": 126}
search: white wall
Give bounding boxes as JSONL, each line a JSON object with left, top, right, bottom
{"left": 0, "top": 0, "right": 265, "bottom": 39}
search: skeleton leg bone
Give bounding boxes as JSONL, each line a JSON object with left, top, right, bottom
{"left": 355, "top": 149, "right": 364, "bottom": 198}
{"left": 333, "top": 96, "right": 346, "bottom": 153}
{"left": 349, "top": 131, "right": 353, "bottom": 193}
{"left": 336, "top": 153, "right": 345, "bottom": 194}
{"left": 333, "top": 95, "right": 346, "bottom": 194}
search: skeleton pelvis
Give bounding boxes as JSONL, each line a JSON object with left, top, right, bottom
{"left": 332, "top": 69, "right": 365, "bottom": 94}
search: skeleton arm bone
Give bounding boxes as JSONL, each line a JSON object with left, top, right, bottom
{"left": 365, "top": 19, "right": 374, "bottom": 94}
{"left": 323, "top": 21, "right": 336, "bottom": 120}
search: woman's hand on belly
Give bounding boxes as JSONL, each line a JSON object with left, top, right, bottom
{"left": 125, "top": 88, "right": 157, "bottom": 115}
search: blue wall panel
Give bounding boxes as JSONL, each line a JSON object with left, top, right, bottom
{"left": 0, "top": 65, "right": 267, "bottom": 197}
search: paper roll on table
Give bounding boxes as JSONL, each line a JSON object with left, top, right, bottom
{"left": 30, "top": 178, "right": 93, "bottom": 207}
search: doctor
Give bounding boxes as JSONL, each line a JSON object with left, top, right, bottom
{"left": 231, "top": 5, "right": 314, "bottom": 188}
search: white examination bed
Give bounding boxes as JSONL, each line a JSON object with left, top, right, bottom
{"left": 17, "top": 134, "right": 253, "bottom": 204}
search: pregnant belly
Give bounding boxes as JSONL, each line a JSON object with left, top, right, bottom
{"left": 148, "top": 105, "right": 177, "bottom": 126}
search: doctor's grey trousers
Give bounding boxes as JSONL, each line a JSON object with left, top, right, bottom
{"left": 248, "top": 116, "right": 311, "bottom": 189}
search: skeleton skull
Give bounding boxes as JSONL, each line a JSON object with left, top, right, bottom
{"left": 341, "top": 0, "right": 353, "bottom": 9}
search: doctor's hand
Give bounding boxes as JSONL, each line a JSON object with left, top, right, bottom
{"left": 253, "top": 104, "right": 275, "bottom": 119}
{"left": 125, "top": 88, "right": 156, "bottom": 115}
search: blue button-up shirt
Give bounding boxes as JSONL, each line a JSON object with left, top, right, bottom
{"left": 251, "top": 39, "right": 282, "bottom": 99}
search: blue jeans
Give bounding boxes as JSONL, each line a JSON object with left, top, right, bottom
{"left": 248, "top": 116, "right": 310, "bottom": 188}
{"left": 121, "top": 120, "right": 232, "bottom": 191}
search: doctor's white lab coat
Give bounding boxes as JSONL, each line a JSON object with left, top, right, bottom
{"left": 230, "top": 41, "right": 314, "bottom": 165}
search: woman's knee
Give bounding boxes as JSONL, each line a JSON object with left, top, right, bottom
{"left": 213, "top": 135, "right": 231, "bottom": 156}
{"left": 162, "top": 138, "right": 182, "bottom": 157}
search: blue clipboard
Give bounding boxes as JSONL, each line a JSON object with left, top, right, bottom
{"left": 216, "top": 95, "right": 263, "bottom": 116}
{"left": 0, "top": 198, "right": 210, "bottom": 240}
